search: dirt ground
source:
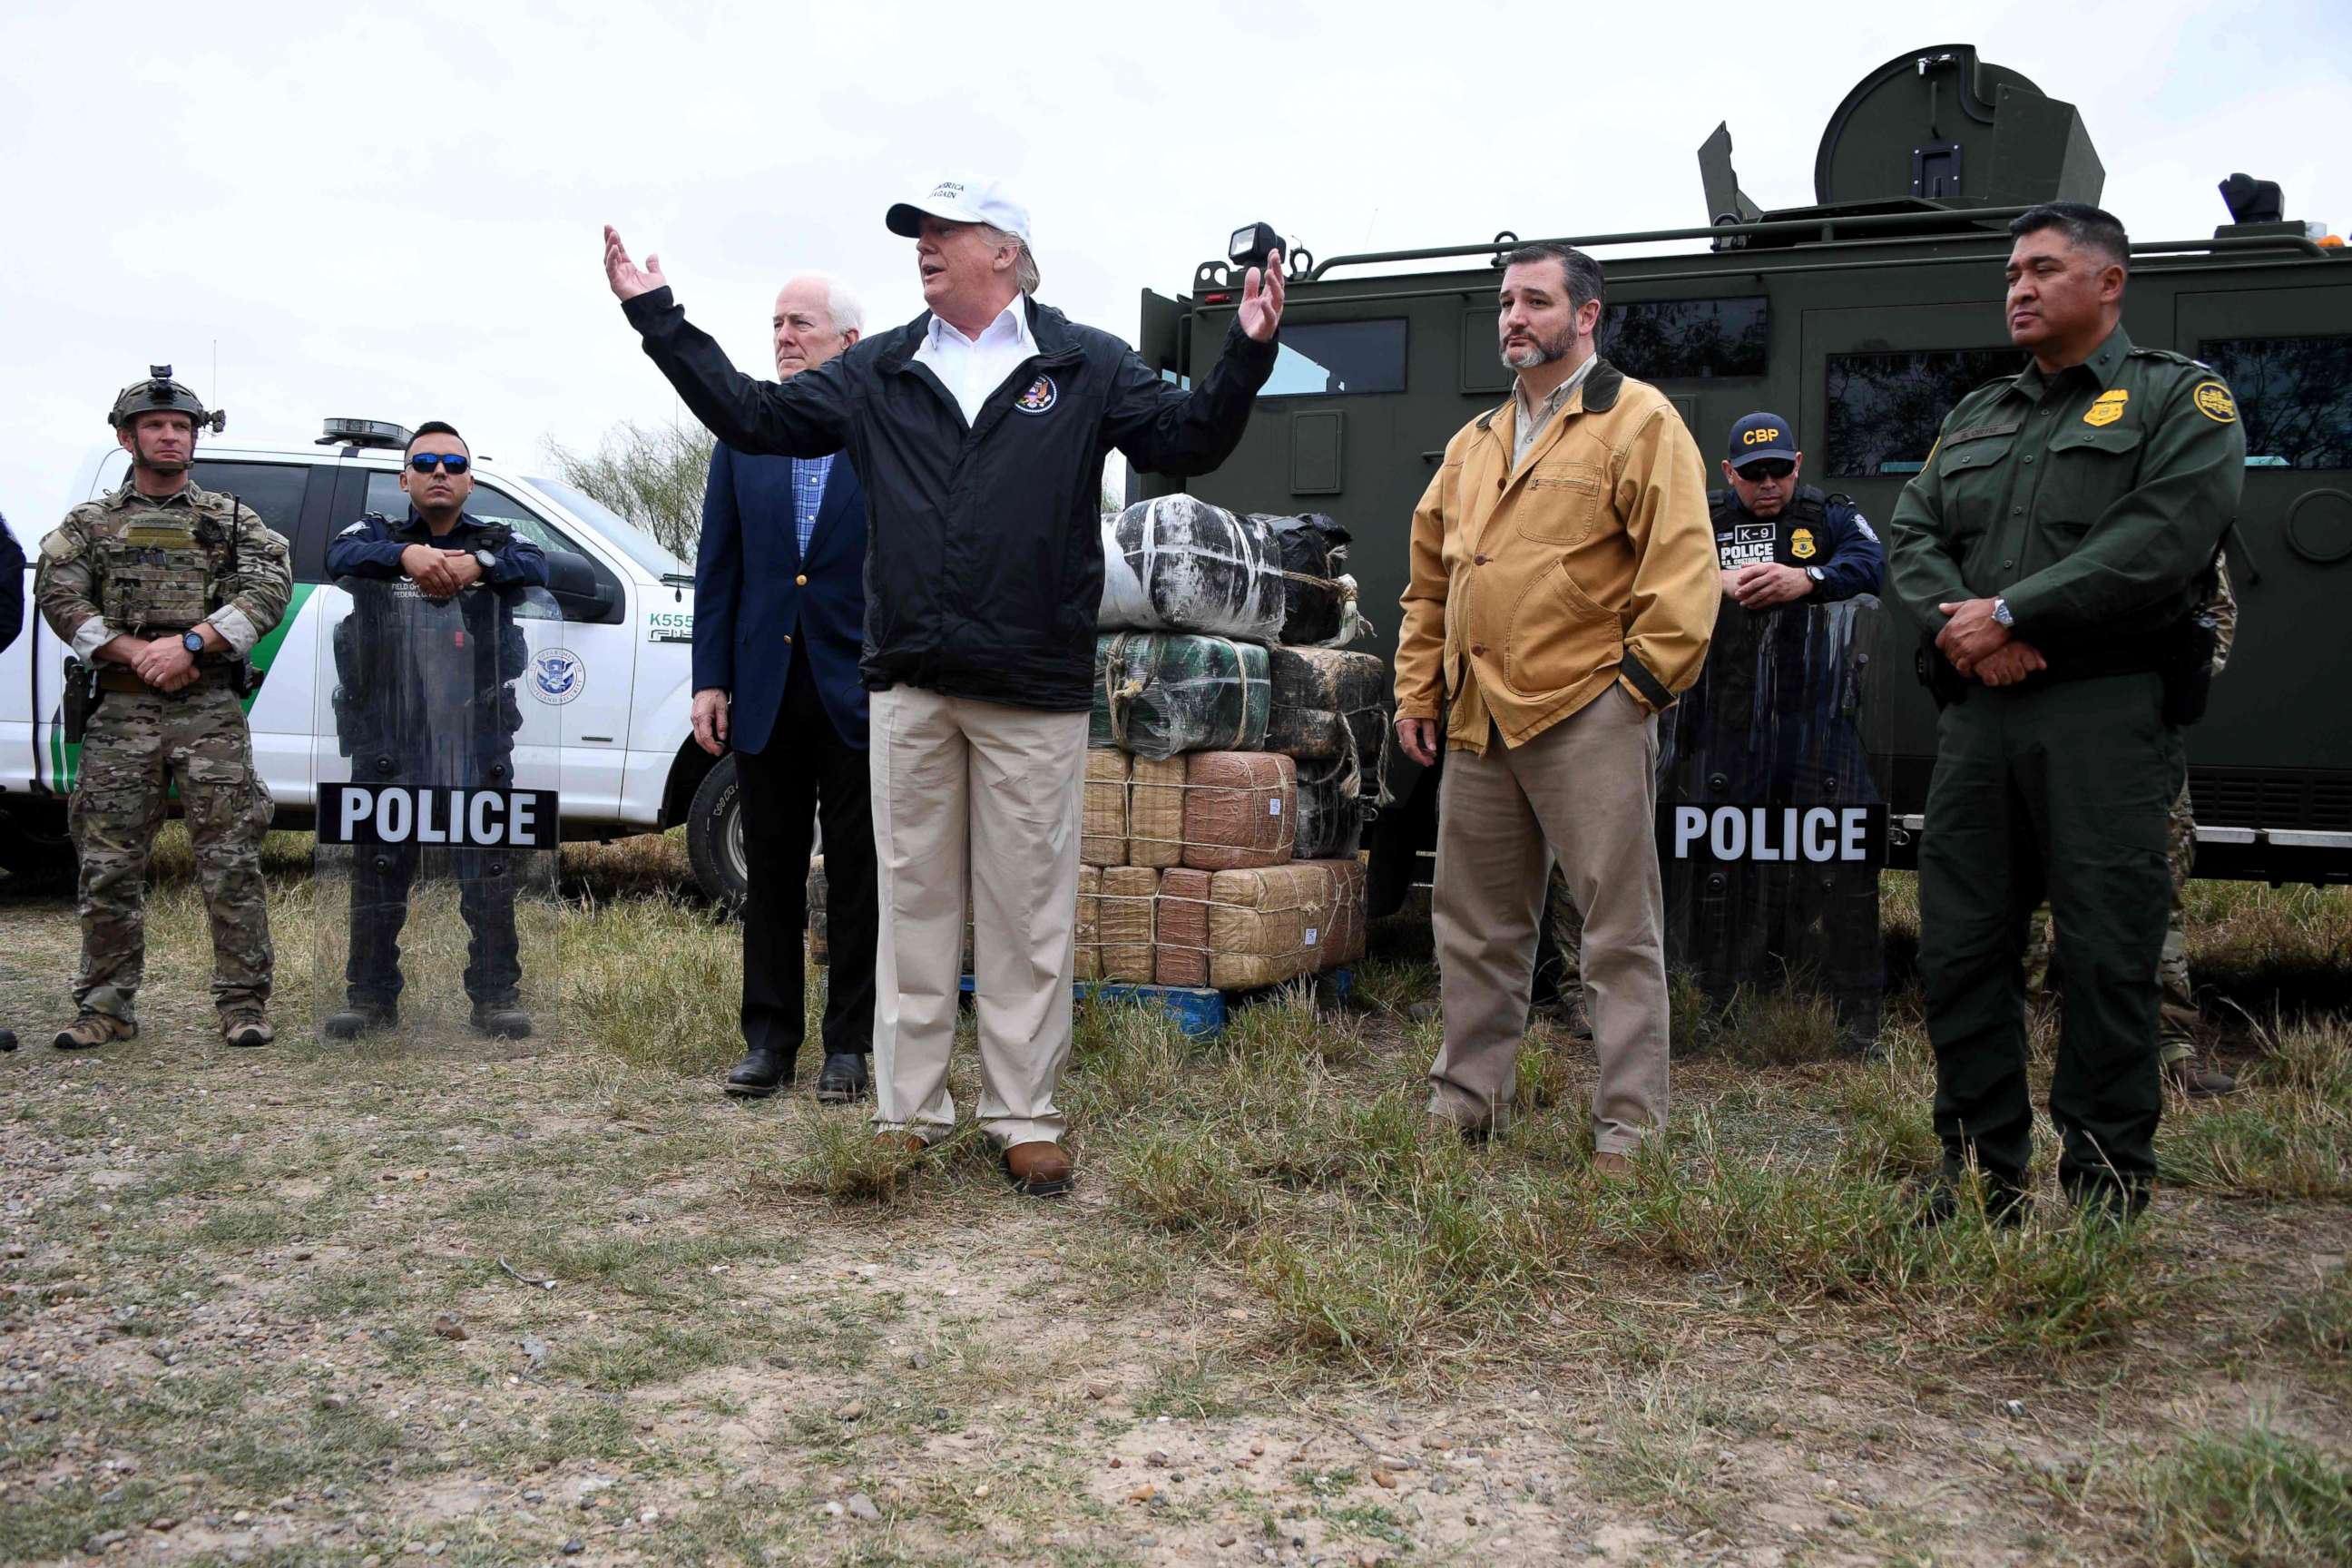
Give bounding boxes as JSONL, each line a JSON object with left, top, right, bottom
{"left": 4, "top": 840, "right": 2348, "bottom": 1567}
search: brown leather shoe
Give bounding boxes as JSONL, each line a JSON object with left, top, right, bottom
{"left": 221, "top": 1012, "right": 274, "bottom": 1049}
{"left": 1591, "top": 1151, "right": 1634, "bottom": 1181}
{"left": 2165, "top": 1051, "right": 2239, "bottom": 1098}
{"left": 1003, "top": 1140, "right": 1074, "bottom": 1198}
{"left": 872, "top": 1132, "right": 929, "bottom": 1157}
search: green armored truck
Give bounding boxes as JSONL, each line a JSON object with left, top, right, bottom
{"left": 1136, "top": 43, "right": 2351, "bottom": 914}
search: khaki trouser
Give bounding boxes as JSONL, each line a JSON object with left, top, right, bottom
{"left": 867, "top": 685, "right": 1089, "bottom": 1148}
{"left": 1429, "top": 686, "right": 1668, "bottom": 1151}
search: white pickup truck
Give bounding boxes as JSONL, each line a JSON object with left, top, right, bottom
{"left": 1, "top": 419, "right": 750, "bottom": 904}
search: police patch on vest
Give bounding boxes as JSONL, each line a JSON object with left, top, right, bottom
{"left": 2192, "top": 382, "right": 2238, "bottom": 423}
{"left": 1789, "top": 527, "right": 1817, "bottom": 560}
{"left": 531, "top": 648, "right": 584, "bottom": 705}
{"left": 1014, "top": 375, "right": 1058, "bottom": 415}
{"left": 2084, "top": 387, "right": 2128, "bottom": 427}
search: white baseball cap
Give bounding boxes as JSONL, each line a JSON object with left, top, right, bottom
{"left": 885, "top": 177, "right": 1032, "bottom": 245}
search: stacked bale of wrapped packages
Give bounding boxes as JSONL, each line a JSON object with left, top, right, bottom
{"left": 1073, "top": 495, "right": 1387, "bottom": 992}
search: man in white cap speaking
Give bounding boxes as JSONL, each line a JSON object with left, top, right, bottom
{"left": 603, "top": 183, "right": 1284, "bottom": 1196}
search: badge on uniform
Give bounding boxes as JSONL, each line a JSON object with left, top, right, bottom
{"left": 2083, "top": 387, "right": 2128, "bottom": 427}
{"left": 1789, "top": 527, "right": 1817, "bottom": 561}
{"left": 2192, "top": 382, "right": 2239, "bottom": 423}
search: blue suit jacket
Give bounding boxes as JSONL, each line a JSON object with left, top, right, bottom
{"left": 695, "top": 445, "right": 867, "bottom": 754}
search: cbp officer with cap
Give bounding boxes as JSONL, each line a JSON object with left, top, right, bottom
{"left": 1887, "top": 202, "right": 2244, "bottom": 1223}
{"left": 603, "top": 178, "right": 1282, "bottom": 1196}
{"left": 322, "top": 420, "right": 549, "bottom": 1040}
{"left": 1713, "top": 413, "right": 1883, "bottom": 608}
{"left": 34, "top": 368, "right": 292, "bottom": 1052}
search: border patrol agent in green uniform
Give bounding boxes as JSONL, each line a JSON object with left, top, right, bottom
{"left": 1886, "top": 205, "right": 2244, "bottom": 1221}
{"left": 34, "top": 368, "right": 292, "bottom": 1052}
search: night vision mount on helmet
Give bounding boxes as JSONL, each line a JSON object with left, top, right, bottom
{"left": 108, "top": 365, "right": 226, "bottom": 435}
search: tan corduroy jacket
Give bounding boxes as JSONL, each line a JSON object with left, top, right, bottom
{"left": 1394, "top": 358, "right": 1719, "bottom": 754}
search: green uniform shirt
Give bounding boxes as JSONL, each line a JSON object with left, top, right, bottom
{"left": 1886, "top": 326, "right": 2246, "bottom": 652}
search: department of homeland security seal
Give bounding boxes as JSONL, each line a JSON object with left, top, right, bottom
{"left": 531, "top": 649, "right": 585, "bottom": 705}
{"left": 1014, "top": 375, "right": 1058, "bottom": 415}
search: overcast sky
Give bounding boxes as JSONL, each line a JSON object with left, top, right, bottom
{"left": 5, "top": 0, "right": 2347, "bottom": 535}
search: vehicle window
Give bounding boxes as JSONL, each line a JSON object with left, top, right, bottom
{"left": 1598, "top": 298, "right": 1768, "bottom": 380}
{"left": 526, "top": 477, "right": 687, "bottom": 576}
{"left": 190, "top": 461, "right": 309, "bottom": 538}
{"left": 1260, "top": 318, "right": 1407, "bottom": 397}
{"left": 1824, "top": 348, "right": 2020, "bottom": 477}
{"left": 360, "top": 470, "right": 622, "bottom": 620}
{"left": 2197, "top": 335, "right": 2352, "bottom": 469}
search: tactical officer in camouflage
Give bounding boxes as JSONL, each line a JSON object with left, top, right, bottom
{"left": 1888, "top": 205, "right": 2245, "bottom": 1222}
{"left": 34, "top": 368, "right": 292, "bottom": 1051}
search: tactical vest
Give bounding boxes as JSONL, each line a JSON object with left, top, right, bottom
{"left": 1709, "top": 486, "right": 1839, "bottom": 572}
{"left": 94, "top": 500, "right": 229, "bottom": 632}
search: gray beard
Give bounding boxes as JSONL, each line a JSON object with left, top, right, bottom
{"left": 1499, "top": 327, "right": 1576, "bottom": 372}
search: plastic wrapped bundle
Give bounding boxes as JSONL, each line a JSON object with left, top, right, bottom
{"left": 1092, "top": 632, "right": 1270, "bottom": 760}
{"left": 1302, "top": 858, "right": 1367, "bottom": 969}
{"left": 807, "top": 855, "right": 828, "bottom": 965}
{"left": 1098, "top": 867, "right": 1158, "bottom": 983}
{"left": 1294, "top": 749, "right": 1363, "bottom": 861}
{"left": 1253, "top": 512, "right": 1351, "bottom": 580}
{"left": 1155, "top": 867, "right": 1211, "bottom": 987}
{"left": 1204, "top": 864, "right": 1331, "bottom": 989}
{"left": 1266, "top": 646, "right": 1388, "bottom": 769}
{"left": 1099, "top": 496, "right": 1285, "bottom": 640}
{"left": 1181, "top": 751, "right": 1297, "bottom": 871}
{"left": 1075, "top": 865, "right": 1102, "bottom": 981}
{"left": 1083, "top": 749, "right": 1132, "bottom": 867}
{"left": 1128, "top": 756, "right": 1187, "bottom": 868}
{"left": 1250, "top": 513, "right": 1359, "bottom": 645}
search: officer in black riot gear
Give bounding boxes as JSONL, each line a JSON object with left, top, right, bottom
{"left": 1713, "top": 412, "right": 1885, "bottom": 607}
{"left": 322, "top": 422, "right": 548, "bottom": 1039}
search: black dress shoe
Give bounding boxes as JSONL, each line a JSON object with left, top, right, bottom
{"left": 725, "top": 1045, "right": 793, "bottom": 1099}
{"left": 0, "top": 1028, "right": 16, "bottom": 1053}
{"left": 815, "top": 1053, "right": 870, "bottom": 1103}
{"left": 470, "top": 1005, "right": 534, "bottom": 1040}
{"left": 324, "top": 1006, "right": 397, "bottom": 1040}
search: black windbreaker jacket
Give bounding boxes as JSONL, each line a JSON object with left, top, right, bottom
{"left": 622, "top": 288, "right": 1277, "bottom": 711}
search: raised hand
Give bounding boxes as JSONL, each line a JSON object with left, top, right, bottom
{"left": 603, "top": 226, "right": 669, "bottom": 302}
{"left": 1238, "top": 248, "right": 1286, "bottom": 343}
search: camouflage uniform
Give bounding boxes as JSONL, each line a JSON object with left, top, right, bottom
{"left": 34, "top": 479, "right": 291, "bottom": 1028}
{"left": 2030, "top": 555, "right": 2236, "bottom": 1064}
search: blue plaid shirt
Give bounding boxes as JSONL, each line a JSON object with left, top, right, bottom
{"left": 790, "top": 454, "right": 833, "bottom": 558}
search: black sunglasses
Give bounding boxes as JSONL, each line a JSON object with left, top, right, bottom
{"left": 408, "top": 454, "right": 470, "bottom": 475}
{"left": 1736, "top": 458, "right": 1795, "bottom": 483}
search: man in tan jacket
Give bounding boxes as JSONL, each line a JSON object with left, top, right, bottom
{"left": 1395, "top": 241, "right": 1718, "bottom": 1170}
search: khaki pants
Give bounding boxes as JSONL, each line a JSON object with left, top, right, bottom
{"left": 867, "top": 685, "right": 1089, "bottom": 1147}
{"left": 1428, "top": 687, "right": 1668, "bottom": 1151}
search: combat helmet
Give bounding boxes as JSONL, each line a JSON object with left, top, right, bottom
{"left": 108, "top": 365, "right": 225, "bottom": 434}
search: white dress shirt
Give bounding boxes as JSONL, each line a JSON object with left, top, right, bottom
{"left": 913, "top": 294, "right": 1037, "bottom": 426}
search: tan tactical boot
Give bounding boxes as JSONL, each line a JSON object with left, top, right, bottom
{"left": 2164, "top": 1050, "right": 2238, "bottom": 1097}
{"left": 221, "top": 1012, "right": 275, "bottom": 1049}
{"left": 54, "top": 1014, "right": 137, "bottom": 1051}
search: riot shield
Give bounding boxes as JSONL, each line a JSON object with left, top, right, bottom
{"left": 312, "top": 575, "right": 565, "bottom": 1045}
{"left": 1655, "top": 595, "right": 1892, "bottom": 1049}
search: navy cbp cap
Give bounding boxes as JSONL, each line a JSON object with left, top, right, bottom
{"left": 1727, "top": 411, "right": 1798, "bottom": 465}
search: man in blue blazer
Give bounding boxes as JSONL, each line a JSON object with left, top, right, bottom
{"left": 692, "top": 273, "right": 875, "bottom": 1102}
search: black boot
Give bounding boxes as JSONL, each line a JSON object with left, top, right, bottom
{"left": 815, "top": 1052, "right": 870, "bottom": 1103}
{"left": 325, "top": 1002, "right": 397, "bottom": 1040}
{"left": 470, "top": 1004, "right": 534, "bottom": 1040}
{"left": 1911, "top": 1159, "right": 2030, "bottom": 1230}
{"left": 725, "top": 1045, "right": 793, "bottom": 1099}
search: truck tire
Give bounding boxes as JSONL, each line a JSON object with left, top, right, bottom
{"left": 683, "top": 753, "right": 750, "bottom": 913}
{"left": 0, "top": 806, "right": 76, "bottom": 891}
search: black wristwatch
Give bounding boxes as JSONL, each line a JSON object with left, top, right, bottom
{"left": 181, "top": 630, "right": 207, "bottom": 655}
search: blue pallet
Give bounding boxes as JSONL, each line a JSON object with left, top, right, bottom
{"left": 956, "top": 969, "right": 1353, "bottom": 1038}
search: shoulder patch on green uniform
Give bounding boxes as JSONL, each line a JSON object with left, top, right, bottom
{"left": 38, "top": 530, "right": 77, "bottom": 561}
{"left": 2191, "top": 382, "right": 2239, "bottom": 423}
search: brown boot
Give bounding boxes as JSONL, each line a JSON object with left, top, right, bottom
{"left": 2165, "top": 1050, "right": 2238, "bottom": 1098}
{"left": 1591, "top": 1151, "right": 1634, "bottom": 1181}
{"left": 1003, "top": 1140, "right": 1074, "bottom": 1198}
{"left": 221, "top": 1012, "right": 275, "bottom": 1049}
{"left": 53, "top": 1013, "right": 136, "bottom": 1051}
{"left": 872, "top": 1131, "right": 929, "bottom": 1157}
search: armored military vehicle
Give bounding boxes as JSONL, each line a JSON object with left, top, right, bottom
{"left": 1137, "top": 44, "right": 2352, "bottom": 913}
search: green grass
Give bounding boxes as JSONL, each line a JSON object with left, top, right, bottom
{"left": 2129, "top": 1421, "right": 2352, "bottom": 1567}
